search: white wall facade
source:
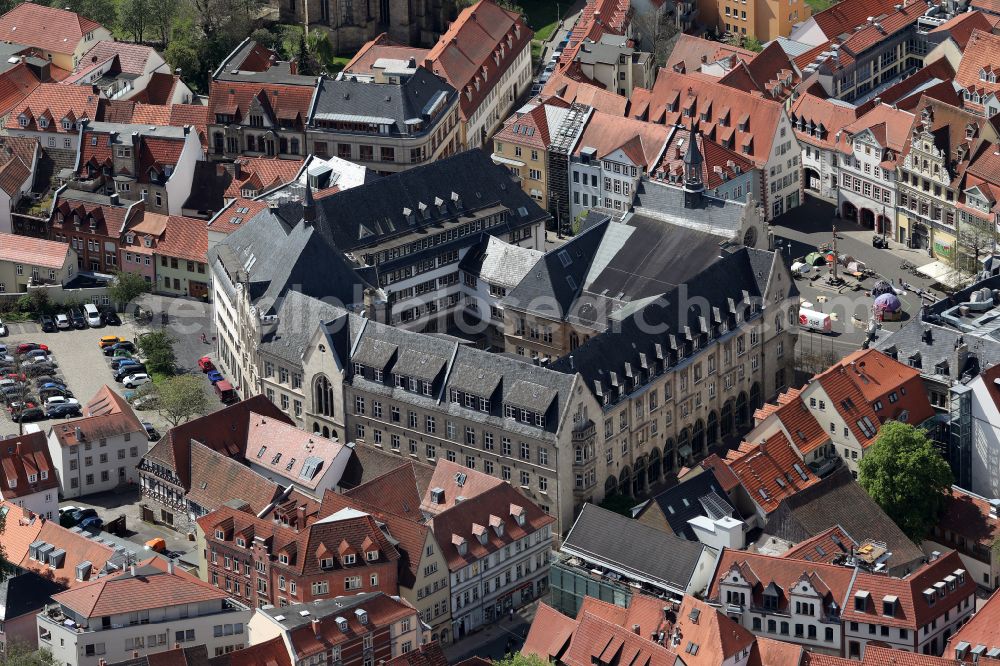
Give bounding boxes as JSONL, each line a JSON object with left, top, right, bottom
{"left": 164, "top": 129, "right": 206, "bottom": 216}
{"left": 764, "top": 116, "right": 803, "bottom": 221}
{"left": 969, "top": 372, "right": 1000, "bottom": 498}
{"left": 466, "top": 45, "right": 532, "bottom": 149}
{"left": 46, "top": 428, "right": 148, "bottom": 499}
{"left": 0, "top": 485, "right": 58, "bottom": 519}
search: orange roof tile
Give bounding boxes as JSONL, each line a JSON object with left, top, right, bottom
{"left": 0, "top": 62, "right": 39, "bottom": 116}
{"left": 934, "top": 485, "right": 1000, "bottom": 552}
{"left": 245, "top": 412, "right": 347, "bottom": 490}
{"left": 802, "top": 653, "right": 854, "bottom": 666}
{"left": 424, "top": 0, "right": 532, "bottom": 121}
{"left": 719, "top": 42, "right": 799, "bottom": 102}
{"left": 0, "top": 3, "right": 104, "bottom": 55}
{"left": 948, "top": 586, "right": 1000, "bottom": 655}
{"left": 665, "top": 35, "right": 754, "bottom": 76}
{"left": 0, "top": 136, "right": 36, "bottom": 197}
{"left": 344, "top": 462, "right": 426, "bottom": 520}
{"left": 151, "top": 215, "right": 208, "bottom": 264}
{"left": 726, "top": 431, "right": 822, "bottom": 514}
{"left": 561, "top": 611, "right": 680, "bottom": 666}
{"left": 631, "top": 70, "right": 784, "bottom": 168}
{"left": 752, "top": 636, "right": 805, "bottom": 666}
{"left": 523, "top": 602, "right": 578, "bottom": 661}
{"left": 11, "top": 83, "right": 100, "bottom": 132}
{"left": 420, "top": 459, "right": 504, "bottom": 515}
{"left": 52, "top": 385, "right": 144, "bottom": 447}
{"left": 343, "top": 32, "right": 430, "bottom": 76}
{"left": 0, "top": 431, "right": 57, "bottom": 499}
{"left": 789, "top": 93, "right": 860, "bottom": 151}
{"left": 810, "top": 0, "right": 902, "bottom": 41}
{"left": 575, "top": 109, "right": 669, "bottom": 168}
{"left": 208, "top": 80, "right": 313, "bottom": 127}
{"left": 956, "top": 29, "right": 1000, "bottom": 96}
{"left": 862, "top": 646, "right": 966, "bottom": 666}
{"left": 225, "top": 157, "right": 303, "bottom": 198}
{"left": 207, "top": 198, "right": 270, "bottom": 236}
{"left": 781, "top": 524, "right": 857, "bottom": 564}
{"left": 52, "top": 557, "right": 226, "bottom": 617}
{"left": 929, "top": 10, "right": 995, "bottom": 49}
{"left": 842, "top": 551, "right": 976, "bottom": 630}
{"left": 655, "top": 128, "right": 756, "bottom": 189}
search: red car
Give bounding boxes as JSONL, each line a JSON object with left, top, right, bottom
{"left": 198, "top": 356, "right": 215, "bottom": 372}
{"left": 16, "top": 342, "right": 47, "bottom": 355}
{"left": 4, "top": 373, "right": 26, "bottom": 382}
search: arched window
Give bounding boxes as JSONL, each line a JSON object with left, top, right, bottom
{"left": 707, "top": 411, "right": 719, "bottom": 446}
{"left": 788, "top": 305, "right": 797, "bottom": 328}
{"left": 750, "top": 382, "right": 762, "bottom": 411}
{"left": 618, "top": 467, "right": 631, "bottom": 497}
{"left": 648, "top": 448, "right": 661, "bottom": 485}
{"left": 314, "top": 374, "right": 335, "bottom": 417}
{"left": 692, "top": 419, "right": 705, "bottom": 455}
{"left": 604, "top": 476, "right": 617, "bottom": 493}
{"left": 570, "top": 332, "right": 580, "bottom": 350}
{"left": 774, "top": 314, "right": 783, "bottom": 333}
{"left": 721, "top": 401, "right": 734, "bottom": 436}
{"left": 736, "top": 392, "right": 748, "bottom": 428}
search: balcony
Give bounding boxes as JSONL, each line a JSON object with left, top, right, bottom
{"left": 807, "top": 455, "right": 841, "bottom": 478}
{"left": 572, "top": 420, "right": 595, "bottom": 442}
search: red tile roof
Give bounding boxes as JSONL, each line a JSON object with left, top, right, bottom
{"left": 427, "top": 481, "right": 553, "bottom": 571}
{"left": 424, "top": 0, "right": 532, "bottom": 121}
{"left": 384, "top": 641, "right": 448, "bottom": 666}
{"left": 523, "top": 603, "right": 578, "bottom": 662}
{"left": 665, "top": 35, "right": 754, "bottom": 76}
{"left": 420, "top": 458, "right": 504, "bottom": 515}
{"left": 560, "top": 608, "right": 680, "bottom": 666}
{"left": 208, "top": 80, "right": 313, "bottom": 128}
{"left": 0, "top": 62, "right": 39, "bottom": 117}
{"left": 810, "top": 0, "right": 902, "bottom": 41}
{"left": 956, "top": 29, "right": 1000, "bottom": 98}
{"left": 842, "top": 551, "right": 975, "bottom": 630}
{"left": 948, "top": 586, "right": 1000, "bottom": 655}
{"left": 0, "top": 136, "right": 36, "bottom": 196}
{"left": 752, "top": 636, "right": 805, "bottom": 666}
{"left": 860, "top": 59, "right": 956, "bottom": 114}
{"left": 344, "top": 461, "right": 427, "bottom": 520}
{"left": 343, "top": 32, "right": 430, "bottom": 76}
{"left": 0, "top": 431, "right": 56, "bottom": 499}
{"left": 11, "top": 83, "right": 100, "bottom": 132}
{"left": 708, "top": 550, "right": 856, "bottom": 614}
{"left": 541, "top": 68, "right": 627, "bottom": 115}
{"left": 814, "top": 349, "right": 935, "bottom": 448}
{"left": 575, "top": 109, "right": 669, "bottom": 168}
{"left": 132, "top": 72, "right": 181, "bottom": 105}
{"left": 781, "top": 524, "right": 857, "bottom": 564}
{"left": 187, "top": 440, "right": 281, "bottom": 515}
{"left": 131, "top": 103, "right": 211, "bottom": 150}
{"left": 152, "top": 215, "right": 208, "bottom": 264}
{"left": 225, "top": 157, "right": 303, "bottom": 198}
{"left": 802, "top": 653, "right": 854, "bottom": 666}
{"left": 697, "top": 453, "right": 741, "bottom": 492}
{"left": 929, "top": 10, "right": 995, "bottom": 49}
{"left": 285, "top": 593, "right": 416, "bottom": 661}
{"left": 51, "top": 385, "right": 144, "bottom": 447}
{"left": 51, "top": 195, "right": 134, "bottom": 241}
{"left": 630, "top": 70, "right": 785, "bottom": 168}
{"left": 207, "top": 198, "right": 270, "bottom": 236}
{"left": 0, "top": 502, "right": 117, "bottom": 588}
{"left": 211, "top": 636, "right": 292, "bottom": 666}
{"left": 245, "top": 412, "right": 346, "bottom": 490}
{"left": 862, "top": 646, "right": 970, "bottom": 666}
{"left": 655, "top": 128, "right": 756, "bottom": 189}
{"left": 841, "top": 103, "right": 914, "bottom": 168}
{"left": 494, "top": 101, "right": 554, "bottom": 150}
{"left": 69, "top": 40, "right": 155, "bottom": 81}
{"left": 934, "top": 485, "right": 1000, "bottom": 554}
{"left": 789, "top": 93, "right": 859, "bottom": 151}
{"left": 52, "top": 556, "right": 227, "bottom": 617}
{"left": 726, "top": 431, "right": 822, "bottom": 514}
{"left": 719, "top": 42, "right": 799, "bottom": 102}
{"left": 0, "top": 3, "right": 104, "bottom": 55}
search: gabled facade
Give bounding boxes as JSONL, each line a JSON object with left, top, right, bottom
{"left": 10, "top": 83, "right": 102, "bottom": 153}
{"left": 0, "top": 432, "right": 58, "bottom": 518}
{"left": 0, "top": 3, "right": 111, "bottom": 71}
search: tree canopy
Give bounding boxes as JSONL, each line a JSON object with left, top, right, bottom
{"left": 494, "top": 653, "right": 549, "bottom": 666}
{"left": 138, "top": 330, "right": 177, "bottom": 376}
{"left": 857, "top": 421, "right": 953, "bottom": 541}
{"left": 153, "top": 374, "right": 208, "bottom": 426}
{"left": 107, "top": 271, "right": 151, "bottom": 311}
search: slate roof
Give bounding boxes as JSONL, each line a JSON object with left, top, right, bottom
{"left": 457, "top": 235, "right": 543, "bottom": 289}
{"left": 633, "top": 178, "right": 749, "bottom": 239}
{"left": 874, "top": 317, "right": 1000, "bottom": 382}
{"left": 503, "top": 210, "right": 731, "bottom": 326}
{"left": 562, "top": 503, "right": 708, "bottom": 593}
{"left": 0, "top": 3, "right": 104, "bottom": 55}
{"left": 548, "top": 247, "right": 785, "bottom": 405}
{"left": 309, "top": 66, "right": 456, "bottom": 136}
{"left": 637, "top": 470, "right": 734, "bottom": 539}
{"left": 257, "top": 290, "right": 354, "bottom": 365}
{"left": 763, "top": 467, "right": 926, "bottom": 575}
{"left": 0, "top": 570, "right": 64, "bottom": 620}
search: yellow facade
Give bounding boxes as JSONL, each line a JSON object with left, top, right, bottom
{"left": 493, "top": 139, "right": 548, "bottom": 210}
{"left": 713, "top": 0, "right": 810, "bottom": 42}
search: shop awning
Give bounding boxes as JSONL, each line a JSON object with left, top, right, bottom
{"left": 915, "top": 261, "right": 970, "bottom": 289}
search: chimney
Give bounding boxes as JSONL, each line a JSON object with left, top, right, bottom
{"left": 109, "top": 193, "right": 120, "bottom": 205}
{"left": 302, "top": 182, "right": 316, "bottom": 224}
{"left": 75, "top": 426, "right": 84, "bottom": 442}
{"left": 632, "top": 624, "right": 641, "bottom": 635}
{"left": 130, "top": 564, "right": 136, "bottom": 576}
{"left": 167, "top": 558, "right": 174, "bottom": 574}
{"left": 922, "top": 327, "right": 933, "bottom": 344}
{"left": 312, "top": 618, "right": 321, "bottom": 639}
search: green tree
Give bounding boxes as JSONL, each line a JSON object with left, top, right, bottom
{"left": 308, "top": 30, "right": 335, "bottom": 70}
{"left": 107, "top": 271, "right": 151, "bottom": 312}
{"left": 118, "top": 0, "right": 148, "bottom": 43}
{"left": 165, "top": 39, "right": 201, "bottom": 87}
{"left": 494, "top": 652, "right": 549, "bottom": 666}
{"left": 743, "top": 36, "right": 763, "bottom": 52}
{"left": 138, "top": 330, "right": 177, "bottom": 376}
{"left": 598, "top": 493, "right": 636, "bottom": 517}
{"left": 148, "top": 0, "right": 180, "bottom": 45}
{"left": 858, "top": 421, "right": 953, "bottom": 541}
{"left": 0, "top": 642, "right": 58, "bottom": 666}
{"left": 250, "top": 27, "right": 280, "bottom": 51}
{"left": 56, "top": 0, "right": 117, "bottom": 28}
{"left": 297, "top": 33, "right": 312, "bottom": 75}
{"left": 153, "top": 374, "right": 208, "bottom": 426}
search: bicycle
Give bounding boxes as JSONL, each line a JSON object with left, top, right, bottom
{"left": 900, "top": 260, "right": 914, "bottom": 271}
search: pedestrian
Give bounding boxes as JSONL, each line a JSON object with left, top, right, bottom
{"left": 509, "top": 608, "right": 514, "bottom": 622}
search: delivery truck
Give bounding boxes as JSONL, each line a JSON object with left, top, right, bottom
{"left": 799, "top": 308, "right": 832, "bottom": 333}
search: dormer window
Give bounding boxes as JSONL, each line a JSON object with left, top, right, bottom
{"left": 366, "top": 549, "right": 378, "bottom": 561}
{"left": 279, "top": 553, "right": 289, "bottom": 564}
{"left": 343, "top": 553, "right": 356, "bottom": 565}
{"left": 125, "top": 233, "right": 134, "bottom": 244}
{"left": 320, "top": 556, "right": 334, "bottom": 569}
{"left": 61, "top": 119, "right": 71, "bottom": 130}
{"left": 236, "top": 537, "right": 245, "bottom": 548}
{"left": 143, "top": 237, "right": 152, "bottom": 248}
{"left": 215, "top": 529, "right": 225, "bottom": 540}
{"left": 38, "top": 117, "right": 48, "bottom": 129}
{"left": 18, "top": 114, "right": 27, "bottom": 128}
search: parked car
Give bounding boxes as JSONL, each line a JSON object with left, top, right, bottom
{"left": 55, "top": 313, "right": 70, "bottom": 330}
{"left": 46, "top": 402, "right": 81, "bottom": 419}
{"left": 112, "top": 348, "right": 134, "bottom": 359}
{"left": 214, "top": 380, "right": 238, "bottom": 404}
{"left": 38, "top": 381, "right": 69, "bottom": 391}
{"left": 71, "top": 508, "right": 98, "bottom": 522}
{"left": 198, "top": 356, "right": 215, "bottom": 372}
{"left": 207, "top": 370, "right": 224, "bottom": 384}
{"left": 23, "top": 355, "right": 52, "bottom": 366}
{"left": 101, "top": 308, "right": 121, "bottom": 326}
{"left": 69, "top": 309, "right": 87, "bottom": 329}
{"left": 0, "top": 319, "right": 8, "bottom": 336}
{"left": 1, "top": 386, "right": 25, "bottom": 403}
{"left": 33, "top": 375, "right": 61, "bottom": 387}
{"left": 24, "top": 363, "right": 57, "bottom": 377}
{"left": 23, "top": 348, "right": 49, "bottom": 361}
{"left": 123, "top": 373, "right": 151, "bottom": 388}
{"left": 16, "top": 342, "right": 47, "bottom": 355}
{"left": 114, "top": 363, "right": 146, "bottom": 381}
{"left": 44, "top": 395, "right": 79, "bottom": 407}
{"left": 145, "top": 537, "right": 166, "bottom": 553}
{"left": 39, "top": 315, "right": 56, "bottom": 332}
{"left": 111, "top": 357, "right": 140, "bottom": 371}
{"left": 142, "top": 421, "right": 160, "bottom": 441}
{"left": 104, "top": 341, "right": 136, "bottom": 357}
{"left": 98, "top": 336, "right": 125, "bottom": 349}
{"left": 39, "top": 387, "right": 73, "bottom": 402}
{"left": 58, "top": 506, "right": 81, "bottom": 527}
{"left": 77, "top": 516, "right": 103, "bottom": 530}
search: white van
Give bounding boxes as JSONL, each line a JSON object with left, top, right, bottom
{"left": 83, "top": 303, "right": 102, "bottom": 327}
